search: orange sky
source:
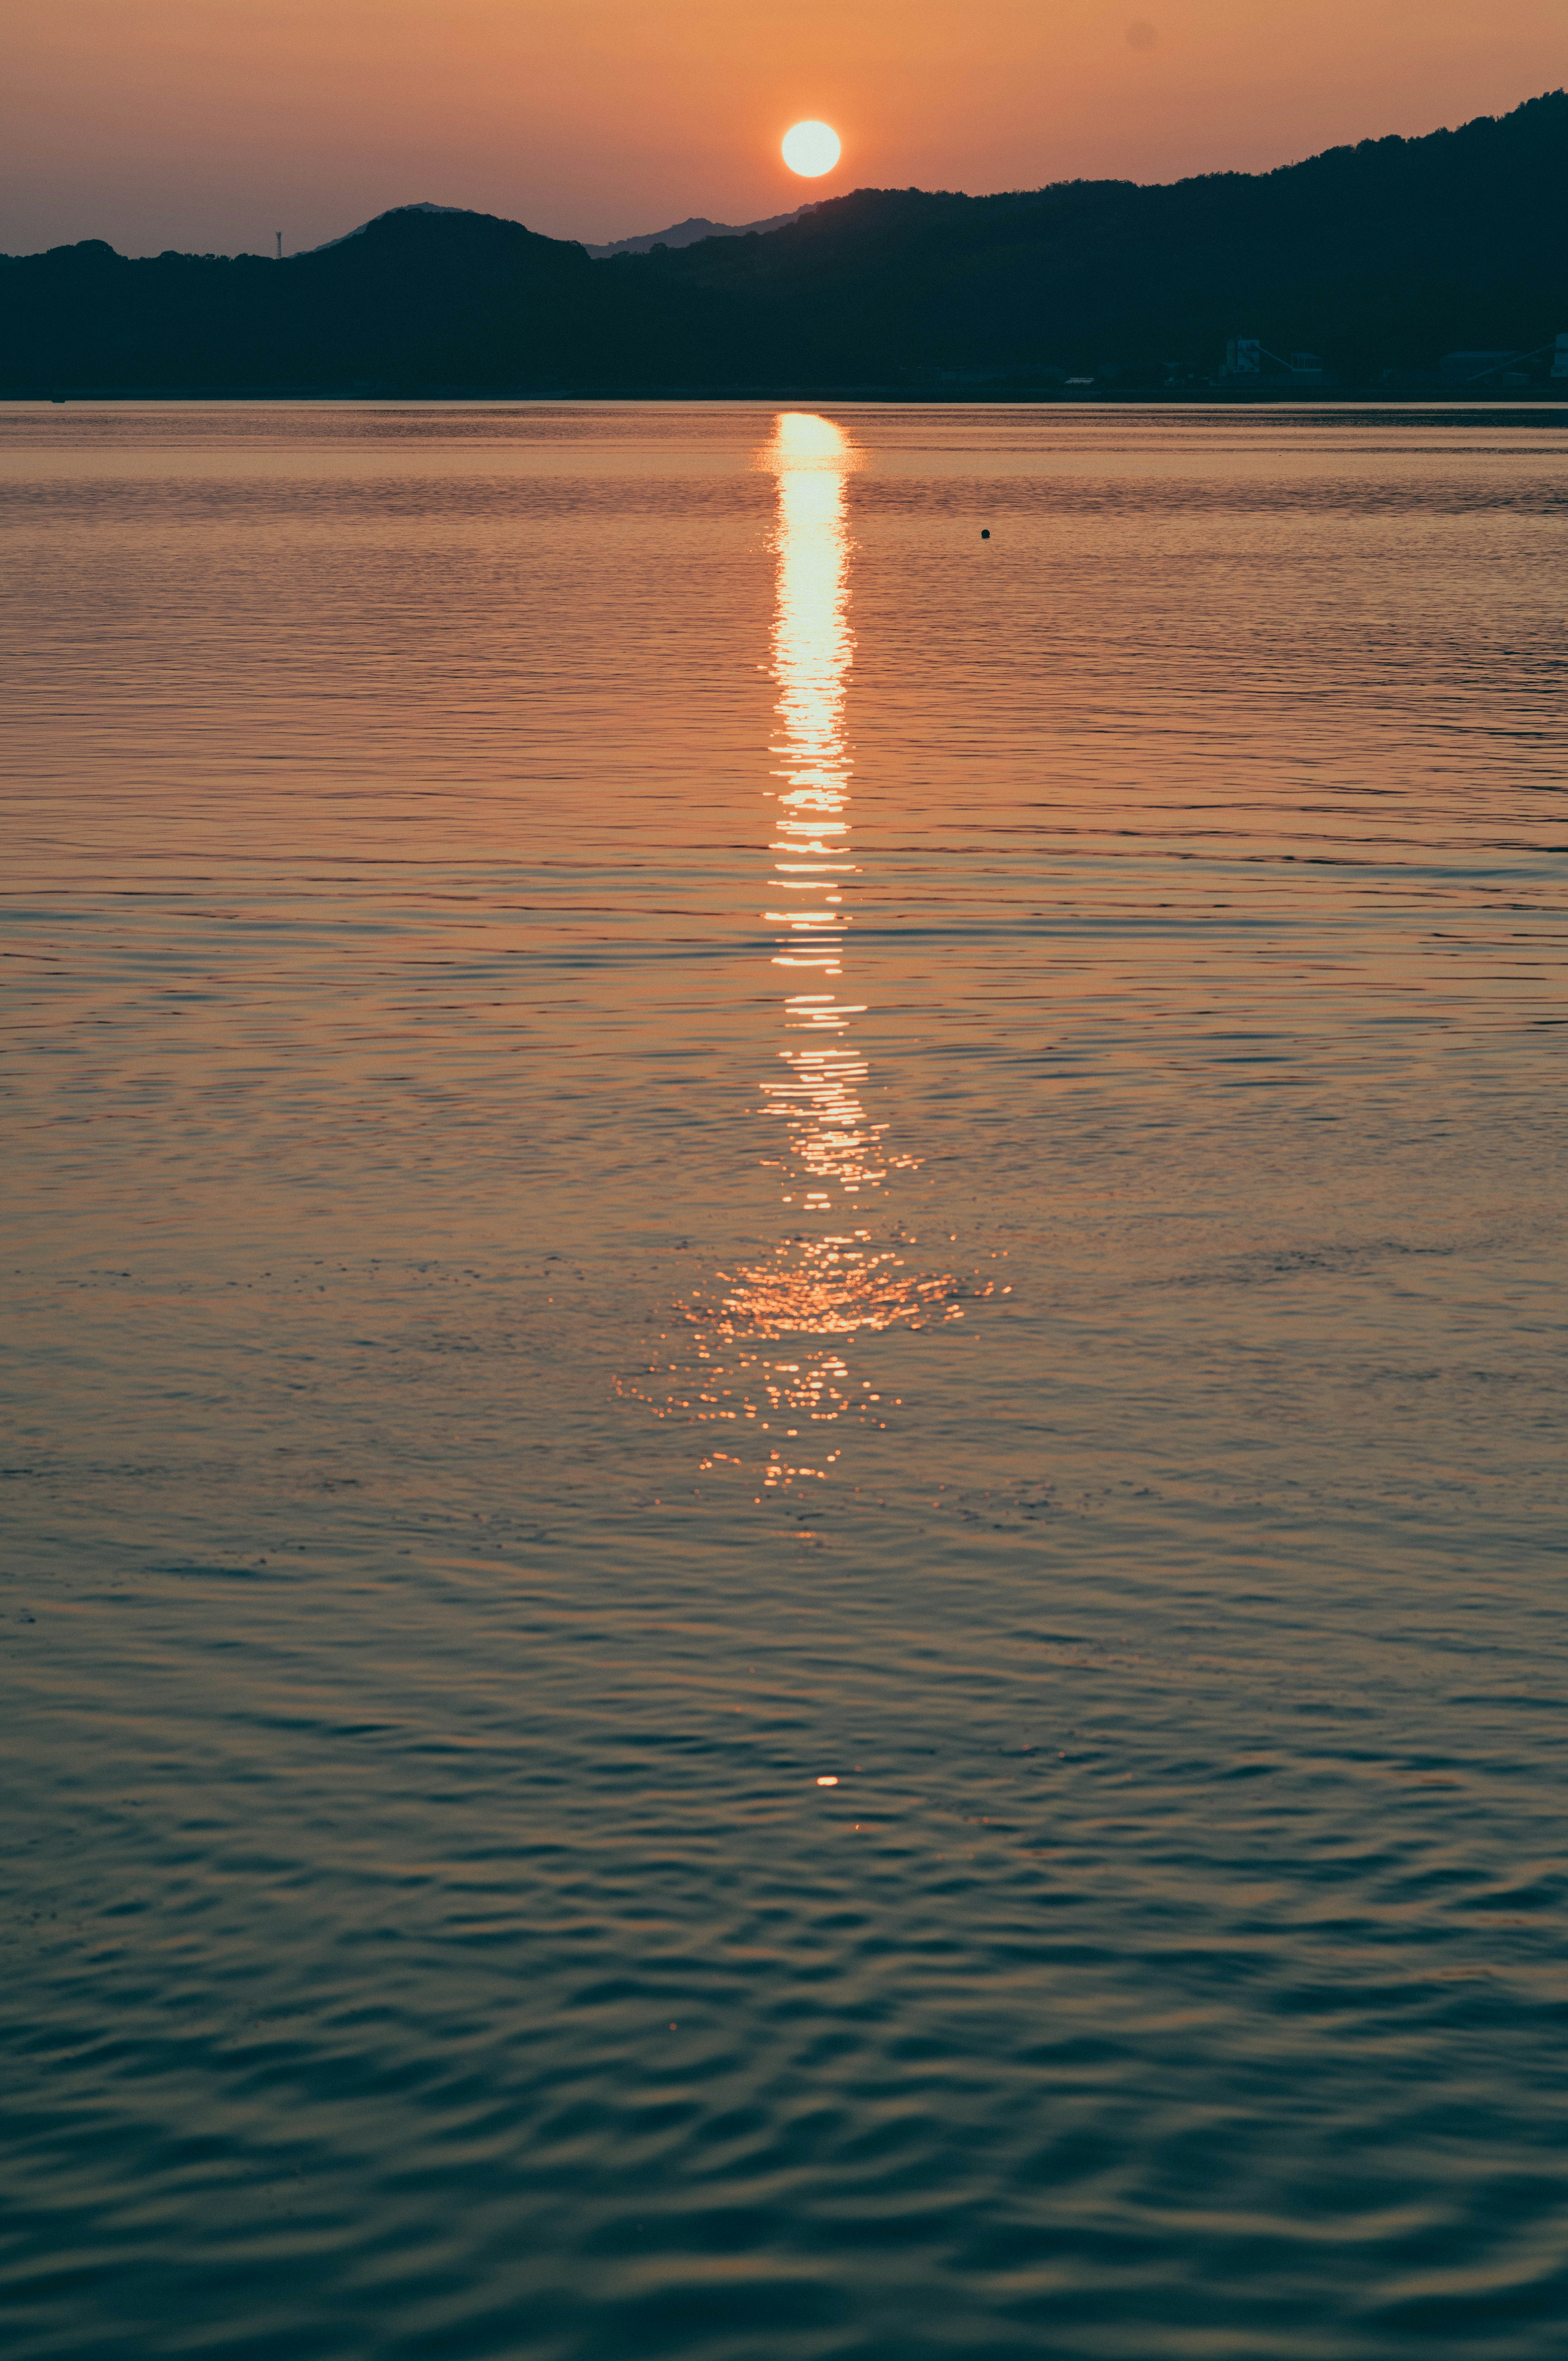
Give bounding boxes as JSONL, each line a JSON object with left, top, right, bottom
{"left": 3, "top": 0, "right": 1562, "bottom": 256}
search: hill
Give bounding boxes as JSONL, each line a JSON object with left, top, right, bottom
{"left": 584, "top": 207, "right": 811, "bottom": 260}
{"left": 4, "top": 92, "right": 1568, "bottom": 394}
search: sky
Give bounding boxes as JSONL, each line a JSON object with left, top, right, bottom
{"left": 3, "top": 0, "right": 1564, "bottom": 257}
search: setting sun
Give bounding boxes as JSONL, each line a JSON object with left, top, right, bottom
{"left": 782, "top": 120, "right": 841, "bottom": 178}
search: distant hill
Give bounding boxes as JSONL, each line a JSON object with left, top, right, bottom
{"left": 585, "top": 207, "right": 812, "bottom": 259}
{"left": 5, "top": 93, "right": 1568, "bottom": 393}
{"left": 0, "top": 205, "right": 602, "bottom": 395}
{"left": 303, "top": 200, "right": 475, "bottom": 254}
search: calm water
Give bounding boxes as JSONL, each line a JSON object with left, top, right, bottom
{"left": 2, "top": 402, "right": 1566, "bottom": 2359}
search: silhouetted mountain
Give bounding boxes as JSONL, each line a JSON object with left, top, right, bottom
{"left": 0, "top": 206, "right": 607, "bottom": 394}
{"left": 6, "top": 94, "right": 1568, "bottom": 393}
{"left": 303, "top": 200, "right": 475, "bottom": 254}
{"left": 585, "top": 208, "right": 812, "bottom": 259}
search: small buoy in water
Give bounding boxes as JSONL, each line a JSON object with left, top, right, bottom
{"left": 817, "top": 1775, "right": 838, "bottom": 1786}
{"left": 980, "top": 528, "right": 990, "bottom": 539}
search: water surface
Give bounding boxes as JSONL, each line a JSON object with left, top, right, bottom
{"left": 2, "top": 401, "right": 1566, "bottom": 2359}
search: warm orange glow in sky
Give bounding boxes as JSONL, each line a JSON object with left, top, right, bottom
{"left": 2, "top": 1, "right": 1561, "bottom": 255}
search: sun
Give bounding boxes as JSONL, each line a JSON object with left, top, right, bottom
{"left": 782, "top": 121, "right": 841, "bottom": 178}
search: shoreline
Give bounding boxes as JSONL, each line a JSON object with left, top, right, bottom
{"left": 9, "top": 387, "right": 1568, "bottom": 411}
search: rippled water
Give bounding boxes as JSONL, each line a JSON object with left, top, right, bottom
{"left": 2, "top": 401, "right": 1566, "bottom": 2359}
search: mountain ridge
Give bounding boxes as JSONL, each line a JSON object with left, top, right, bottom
{"left": 584, "top": 207, "right": 813, "bottom": 259}
{"left": 6, "top": 93, "right": 1568, "bottom": 392}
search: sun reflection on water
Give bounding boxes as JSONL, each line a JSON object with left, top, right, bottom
{"left": 627, "top": 412, "right": 987, "bottom": 1490}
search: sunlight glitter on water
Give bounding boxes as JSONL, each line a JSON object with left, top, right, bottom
{"left": 641, "top": 411, "right": 971, "bottom": 1488}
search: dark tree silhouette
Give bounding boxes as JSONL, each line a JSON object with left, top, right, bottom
{"left": 5, "top": 93, "right": 1567, "bottom": 394}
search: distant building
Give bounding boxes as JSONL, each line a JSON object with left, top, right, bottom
{"left": 1441, "top": 334, "right": 1568, "bottom": 388}
{"left": 1440, "top": 350, "right": 1524, "bottom": 384}
{"left": 1218, "top": 336, "right": 1330, "bottom": 387}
